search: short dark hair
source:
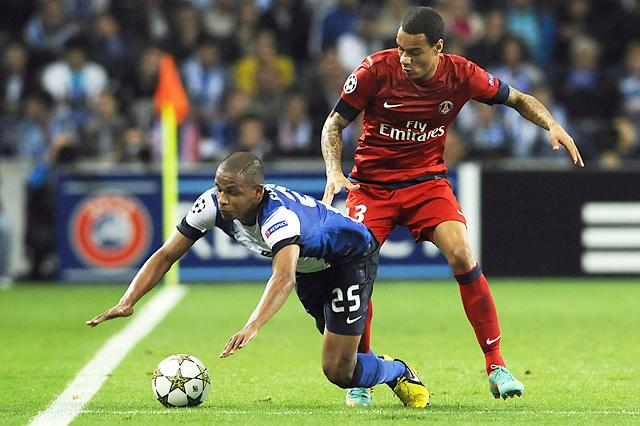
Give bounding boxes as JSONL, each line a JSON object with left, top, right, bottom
{"left": 400, "top": 7, "right": 444, "bottom": 46}
{"left": 219, "top": 151, "right": 264, "bottom": 186}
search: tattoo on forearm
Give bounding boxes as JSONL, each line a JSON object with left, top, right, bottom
{"left": 507, "top": 89, "right": 555, "bottom": 130}
{"left": 321, "top": 112, "right": 350, "bottom": 172}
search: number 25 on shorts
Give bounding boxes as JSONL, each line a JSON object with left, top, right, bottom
{"left": 346, "top": 204, "right": 367, "bottom": 223}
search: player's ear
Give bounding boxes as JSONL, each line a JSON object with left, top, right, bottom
{"left": 434, "top": 39, "right": 443, "bottom": 54}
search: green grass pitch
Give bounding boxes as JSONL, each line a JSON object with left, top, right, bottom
{"left": 1, "top": 279, "right": 639, "bottom": 425}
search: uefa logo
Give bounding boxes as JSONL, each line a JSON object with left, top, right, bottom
{"left": 70, "top": 192, "right": 152, "bottom": 268}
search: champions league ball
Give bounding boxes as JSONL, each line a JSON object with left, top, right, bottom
{"left": 151, "top": 354, "right": 211, "bottom": 407}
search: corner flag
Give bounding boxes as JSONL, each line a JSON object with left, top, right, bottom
{"left": 154, "top": 54, "right": 190, "bottom": 285}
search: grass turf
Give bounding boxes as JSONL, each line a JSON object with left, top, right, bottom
{"left": 2, "top": 280, "right": 639, "bottom": 425}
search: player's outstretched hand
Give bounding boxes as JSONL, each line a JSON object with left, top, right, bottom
{"left": 86, "top": 304, "right": 133, "bottom": 327}
{"left": 322, "top": 170, "right": 360, "bottom": 205}
{"left": 220, "top": 326, "right": 258, "bottom": 358}
{"left": 549, "top": 123, "right": 584, "bottom": 167}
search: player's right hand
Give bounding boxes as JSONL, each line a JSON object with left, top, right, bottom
{"left": 322, "top": 171, "right": 360, "bottom": 205}
{"left": 86, "top": 304, "right": 133, "bottom": 327}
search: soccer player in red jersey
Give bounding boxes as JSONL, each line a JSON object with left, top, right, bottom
{"left": 321, "top": 7, "right": 584, "bottom": 406}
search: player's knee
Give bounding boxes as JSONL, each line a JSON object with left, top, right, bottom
{"left": 322, "top": 357, "right": 355, "bottom": 388}
{"left": 446, "top": 245, "right": 475, "bottom": 272}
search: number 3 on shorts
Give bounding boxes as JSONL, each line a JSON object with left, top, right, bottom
{"left": 347, "top": 204, "right": 367, "bottom": 223}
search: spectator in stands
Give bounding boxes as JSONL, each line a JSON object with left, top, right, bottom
{"left": 0, "top": 42, "right": 34, "bottom": 116}
{"left": 165, "top": 3, "right": 203, "bottom": 62}
{"left": 83, "top": 90, "right": 126, "bottom": 162}
{"left": 378, "top": 0, "right": 411, "bottom": 47}
{"left": 557, "top": 36, "right": 620, "bottom": 161}
{"left": 15, "top": 91, "right": 76, "bottom": 161}
{"left": 607, "top": 41, "right": 640, "bottom": 164}
{"left": 336, "top": 7, "right": 385, "bottom": 71}
{"left": 233, "top": 0, "right": 262, "bottom": 60}
{"left": 276, "top": 92, "right": 314, "bottom": 156}
{"left": 456, "top": 102, "right": 511, "bottom": 160}
{"left": 303, "top": 47, "right": 348, "bottom": 141}
{"left": 202, "top": 0, "right": 236, "bottom": 41}
{"left": 468, "top": 9, "right": 509, "bottom": 68}
{"left": 492, "top": 36, "right": 544, "bottom": 94}
{"left": 119, "top": 125, "right": 151, "bottom": 164}
{"left": 504, "top": 84, "right": 572, "bottom": 159}
{"left": 89, "top": 13, "right": 133, "bottom": 82}
{"left": 119, "top": 45, "right": 162, "bottom": 130}
{"left": 440, "top": 0, "right": 484, "bottom": 47}
{"left": 250, "top": 60, "right": 289, "bottom": 135}
{"left": 554, "top": 0, "right": 623, "bottom": 66}
{"left": 17, "top": 90, "right": 77, "bottom": 280}
{"left": 319, "top": 0, "right": 359, "bottom": 50}
{"left": 211, "top": 90, "right": 252, "bottom": 153}
{"left": 234, "top": 30, "right": 294, "bottom": 96}
{"left": 506, "top": 0, "right": 553, "bottom": 66}
{"left": 61, "top": 0, "right": 109, "bottom": 24}
{"left": 259, "top": 0, "right": 312, "bottom": 65}
{"left": 235, "top": 114, "right": 272, "bottom": 161}
{"left": 41, "top": 35, "right": 108, "bottom": 127}
{"left": 0, "top": 42, "right": 35, "bottom": 156}
{"left": 181, "top": 37, "right": 229, "bottom": 126}
{"left": 23, "top": 0, "right": 78, "bottom": 64}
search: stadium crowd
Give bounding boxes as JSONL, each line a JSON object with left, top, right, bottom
{"left": 0, "top": 0, "right": 639, "bottom": 280}
{"left": 1, "top": 0, "right": 639, "bottom": 167}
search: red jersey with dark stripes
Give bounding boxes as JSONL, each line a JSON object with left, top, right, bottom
{"left": 337, "top": 50, "right": 506, "bottom": 182}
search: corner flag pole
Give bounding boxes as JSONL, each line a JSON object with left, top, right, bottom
{"left": 161, "top": 103, "right": 179, "bottom": 286}
{"left": 155, "top": 53, "right": 190, "bottom": 286}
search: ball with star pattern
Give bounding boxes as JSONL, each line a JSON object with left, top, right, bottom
{"left": 151, "top": 354, "right": 211, "bottom": 407}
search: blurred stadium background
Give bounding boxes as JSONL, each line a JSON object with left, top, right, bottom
{"left": 1, "top": 1, "right": 640, "bottom": 424}
{"left": 1, "top": 0, "right": 640, "bottom": 283}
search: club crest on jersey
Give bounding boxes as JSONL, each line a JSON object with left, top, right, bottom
{"left": 438, "top": 100, "right": 454, "bottom": 115}
{"left": 343, "top": 74, "right": 357, "bottom": 93}
{"left": 265, "top": 220, "right": 288, "bottom": 237}
{"left": 487, "top": 72, "right": 496, "bottom": 87}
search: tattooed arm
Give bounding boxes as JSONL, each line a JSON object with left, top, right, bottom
{"left": 321, "top": 111, "right": 360, "bottom": 204}
{"left": 505, "top": 85, "right": 584, "bottom": 166}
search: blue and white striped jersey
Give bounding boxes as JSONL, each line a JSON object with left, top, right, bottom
{"left": 177, "top": 184, "right": 373, "bottom": 273}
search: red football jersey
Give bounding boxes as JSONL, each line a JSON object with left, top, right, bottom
{"left": 337, "top": 49, "right": 506, "bottom": 182}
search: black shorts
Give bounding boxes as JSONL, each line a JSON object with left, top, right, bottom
{"left": 295, "top": 238, "right": 379, "bottom": 336}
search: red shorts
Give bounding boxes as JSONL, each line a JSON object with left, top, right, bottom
{"left": 345, "top": 178, "right": 466, "bottom": 244}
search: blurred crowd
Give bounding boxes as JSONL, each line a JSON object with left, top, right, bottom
{"left": 0, "top": 0, "right": 639, "bottom": 169}
{"left": 1, "top": 0, "right": 640, "bottom": 280}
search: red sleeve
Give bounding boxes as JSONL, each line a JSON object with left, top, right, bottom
{"left": 339, "top": 58, "right": 377, "bottom": 111}
{"left": 466, "top": 60, "right": 501, "bottom": 103}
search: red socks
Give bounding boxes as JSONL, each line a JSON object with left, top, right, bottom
{"left": 455, "top": 264, "right": 505, "bottom": 374}
{"left": 358, "top": 299, "right": 374, "bottom": 354}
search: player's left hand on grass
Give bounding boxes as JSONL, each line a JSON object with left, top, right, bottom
{"left": 220, "top": 326, "right": 258, "bottom": 358}
{"left": 86, "top": 304, "right": 133, "bottom": 327}
{"left": 549, "top": 123, "right": 584, "bottom": 167}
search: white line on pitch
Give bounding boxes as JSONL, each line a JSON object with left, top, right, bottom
{"left": 81, "top": 408, "right": 640, "bottom": 416}
{"left": 29, "top": 285, "right": 187, "bottom": 426}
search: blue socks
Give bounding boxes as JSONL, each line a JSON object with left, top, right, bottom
{"left": 349, "top": 352, "right": 406, "bottom": 388}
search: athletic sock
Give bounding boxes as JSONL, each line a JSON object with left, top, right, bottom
{"left": 455, "top": 264, "right": 505, "bottom": 375}
{"left": 348, "top": 352, "right": 406, "bottom": 388}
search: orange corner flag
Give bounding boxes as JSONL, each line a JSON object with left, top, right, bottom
{"left": 154, "top": 54, "right": 190, "bottom": 123}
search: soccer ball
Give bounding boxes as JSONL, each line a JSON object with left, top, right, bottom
{"left": 151, "top": 354, "right": 211, "bottom": 407}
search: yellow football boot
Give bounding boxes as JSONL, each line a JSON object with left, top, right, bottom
{"left": 381, "top": 355, "right": 430, "bottom": 408}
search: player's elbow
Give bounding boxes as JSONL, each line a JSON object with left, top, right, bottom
{"left": 274, "top": 272, "right": 296, "bottom": 292}
{"left": 155, "top": 247, "right": 179, "bottom": 268}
